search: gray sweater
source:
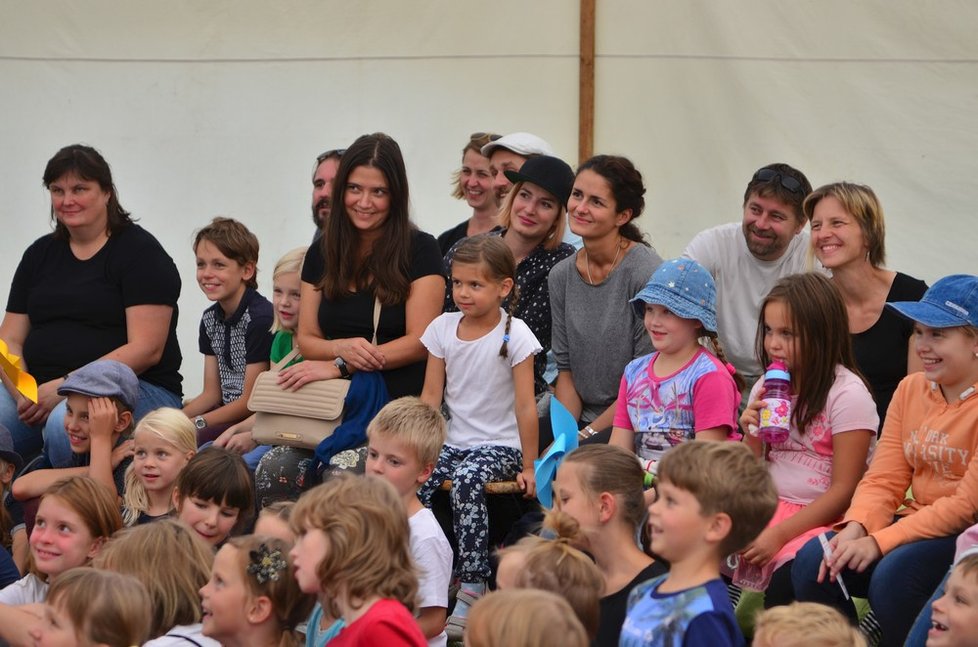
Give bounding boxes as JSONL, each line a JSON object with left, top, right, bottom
{"left": 549, "top": 244, "right": 663, "bottom": 422}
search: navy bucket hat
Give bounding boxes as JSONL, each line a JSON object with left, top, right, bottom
{"left": 630, "top": 258, "right": 718, "bottom": 333}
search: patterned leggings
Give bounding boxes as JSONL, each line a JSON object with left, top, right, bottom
{"left": 418, "top": 444, "right": 523, "bottom": 581}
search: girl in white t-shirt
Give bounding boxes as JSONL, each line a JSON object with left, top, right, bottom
{"left": 418, "top": 234, "right": 541, "bottom": 630}
{"left": 0, "top": 476, "right": 122, "bottom": 645}
{"left": 737, "top": 272, "right": 878, "bottom": 606}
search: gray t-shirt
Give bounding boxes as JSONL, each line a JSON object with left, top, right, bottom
{"left": 550, "top": 245, "right": 663, "bottom": 422}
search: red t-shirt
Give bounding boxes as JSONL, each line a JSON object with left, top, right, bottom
{"left": 330, "top": 599, "right": 427, "bottom": 647}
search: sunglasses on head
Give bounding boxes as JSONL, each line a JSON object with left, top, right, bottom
{"left": 469, "top": 132, "right": 502, "bottom": 145}
{"left": 752, "top": 168, "right": 804, "bottom": 194}
{"left": 316, "top": 148, "right": 347, "bottom": 164}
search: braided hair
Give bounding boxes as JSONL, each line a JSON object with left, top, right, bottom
{"left": 450, "top": 234, "right": 519, "bottom": 358}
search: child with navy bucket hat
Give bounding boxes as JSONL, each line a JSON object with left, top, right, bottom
{"left": 791, "top": 274, "right": 978, "bottom": 645}
{"left": 608, "top": 258, "right": 742, "bottom": 473}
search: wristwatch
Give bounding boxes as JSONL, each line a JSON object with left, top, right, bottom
{"left": 193, "top": 415, "right": 207, "bottom": 430}
{"left": 334, "top": 357, "right": 351, "bottom": 378}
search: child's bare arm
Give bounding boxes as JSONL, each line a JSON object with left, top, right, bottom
{"left": 182, "top": 355, "right": 224, "bottom": 417}
{"left": 0, "top": 602, "right": 43, "bottom": 646}
{"left": 11, "top": 466, "right": 88, "bottom": 500}
{"left": 420, "top": 354, "right": 446, "bottom": 410}
{"left": 513, "top": 357, "right": 538, "bottom": 498}
{"left": 197, "top": 361, "right": 268, "bottom": 427}
{"left": 87, "top": 397, "right": 129, "bottom": 497}
{"left": 416, "top": 606, "right": 447, "bottom": 640}
{"left": 609, "top": 426, "right": 635, "bottom": 451}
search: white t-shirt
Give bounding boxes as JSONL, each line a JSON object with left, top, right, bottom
{"left": 145, "top": 623, "right": 220, "bottom": 647}
{"left": 750, "top": 365, "right": 879, "bottom": 505}
{"left": 683, "top": 222, "right": 814, "bottom": 380}
{"left": 421, "top": 310, "right": 541, "bottom": 450}
{"left": 410, "top": 507, "right": 452, "bottom": 647}
{"left": 0, "top": 573, "right": 47, "bottom": 605}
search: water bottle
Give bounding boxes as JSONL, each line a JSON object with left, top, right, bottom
{"left": 758, "top": 360, "right": 791, "bottom": 444}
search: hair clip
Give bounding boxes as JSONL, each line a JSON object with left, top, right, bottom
{"left": 247, "top": 543, "right": 288, "bottom": 584}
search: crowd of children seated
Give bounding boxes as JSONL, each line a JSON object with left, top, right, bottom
{"left": 2, "top": 137, "right": 977, "bottom": 647}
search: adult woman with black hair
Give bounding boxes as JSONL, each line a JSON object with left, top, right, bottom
{"left": 256, "top": 133, "right": 444, "bottom": 501}
{"left": 0, "top": 144, "right": 182, "bottom": 464}
{"left": 282, "top": 132, "right": 445, "bottom": 398}
{"left": 545, "top": 155, "right": 663, "bottom": 447}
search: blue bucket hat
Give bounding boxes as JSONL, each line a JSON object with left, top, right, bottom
{"left": 58, "top": 359, "right": 139, "bottom": 411}
{"left": 630, "top": 258, "right": 718, "bottom": 333}
{"left": 886, "top": 274, "right": 978, "bottom": 329}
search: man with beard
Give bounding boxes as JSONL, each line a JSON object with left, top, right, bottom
{"left": 683, "top": 163, "right": 814, "bottom": 389}
{"left": 311, "top": 147, "right": 344, "bottom": 231}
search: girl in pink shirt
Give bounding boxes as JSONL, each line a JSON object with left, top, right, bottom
{"left": 793, "top": 274, "right": 978, "bottom": 645}
{"left": 738, "top": 273, "right": 878, "bottom": 606}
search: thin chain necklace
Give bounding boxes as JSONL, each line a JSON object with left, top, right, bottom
{"left": 584, "top": 237, "right": 624, "bottom": 285}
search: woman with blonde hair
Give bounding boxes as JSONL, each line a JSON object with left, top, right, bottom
{"left": 94, "top": 518, "right": 218, "bottom": 646}
{"left": 443, "top": 155, "right": 576, "bottom": 397}
{"left": 465, "top": 589, "right": 588, "bottom": 647}
{"left": 805, "top": 181, "right": 926, "bottom": 426}
{"left": 437, "top": 132, "right": 501, "bottom": 254}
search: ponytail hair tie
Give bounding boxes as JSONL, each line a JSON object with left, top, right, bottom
{"left": 539, "top": 527, "right": 558, "bottom": 541}
{"left": 503, "top": 334, "right": 510, "bottom": 342}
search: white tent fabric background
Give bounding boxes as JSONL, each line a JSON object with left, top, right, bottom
{"left": 1, "top": 1, "right": 975, "bottom": 396}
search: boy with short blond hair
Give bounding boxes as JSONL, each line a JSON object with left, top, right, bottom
{"left": 365, "top": 397, "right": 452, "bottom": 647}
{"left": 620, "top": 441, "right": 777, "bottom": 647}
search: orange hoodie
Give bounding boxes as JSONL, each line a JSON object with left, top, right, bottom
{"left": 842, "top": 372, "right": 978, "bottom": 554}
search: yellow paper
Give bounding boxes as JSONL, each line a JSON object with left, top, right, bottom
{"left": 0, "top": 339, "right": 38, "bottom": 403}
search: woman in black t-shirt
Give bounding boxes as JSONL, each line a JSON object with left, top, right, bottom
{"left": 0, "top": 145, "right": 183, "bottom": 463}
{"left": 256, "top": 133, "right": 443, "bottom": 503}
{"left": 805, "top": 181, "right": 927, "bottom": 429}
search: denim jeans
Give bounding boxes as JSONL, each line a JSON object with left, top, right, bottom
{"left": 791, "top": 531, "right": 957, "bottom": 647}
{"left": 39, "top": 380, "right": 182, "bottom": 468}
{"left": 904, "top": 568, "right": 951, "bottom": 646}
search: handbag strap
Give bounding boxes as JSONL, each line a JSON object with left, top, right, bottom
{"left": 371, "top": 297, "right": 382, "bottom": 345}
{"left": 271, "top": 298, "right": 379, "bottom": 371}
{"left": 271, "top": 346, "right": 302, "bottom": 372}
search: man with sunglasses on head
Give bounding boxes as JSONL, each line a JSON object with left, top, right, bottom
{"left": 311, "top": 147, "right": 345, "bottom": 230}
{"left": 683, "top": 163, "right": 814, "bottom": 390}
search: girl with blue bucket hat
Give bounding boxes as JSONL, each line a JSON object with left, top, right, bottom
{"left": 791, "top": 274, "right": 978, "bottom": 645}
{"left": 608, "top": 258, "right": 744, "bottom": 473}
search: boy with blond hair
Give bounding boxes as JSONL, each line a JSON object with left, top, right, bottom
{"left": 620, "top": 442, "right": 777, "bottom": 647}
{"left": 365, "top": 397, "right": 453, "bottom": 647}
{"left": 753, "top": 603, "right": 866, "bottom": 647}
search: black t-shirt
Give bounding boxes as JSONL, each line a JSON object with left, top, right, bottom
{"left": 7, "top": 225, "right": 183, "bottom": 395}
{"left": 594, "top": 561, "right": 668, "bottom": 647}
{"left": 852, "top": 271, "right": 928, "bottom": 427}
{"left": 436, "top": 220, "right": 469, "bottom": 256}
{"left": 302, "top": 229, "right": 443, "bottom": 398}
